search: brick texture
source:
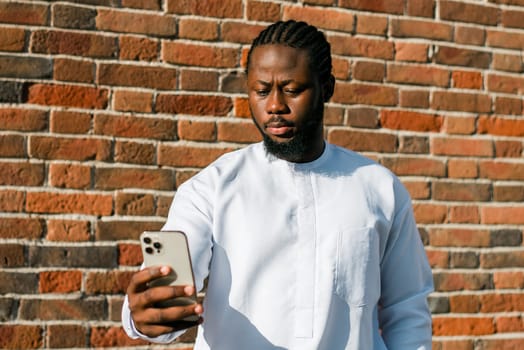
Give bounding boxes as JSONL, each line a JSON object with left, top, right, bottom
{"left": 1, "top": 0, "right": 523, "bottom": 349}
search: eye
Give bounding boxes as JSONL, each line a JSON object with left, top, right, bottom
{"left": 255, "top": 89, "right": 269, "bottom": 96}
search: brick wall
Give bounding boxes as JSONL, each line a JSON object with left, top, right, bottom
{"left": 0, "top": 0, "right": 523, "bottom": 348}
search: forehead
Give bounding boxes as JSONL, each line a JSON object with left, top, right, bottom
{"left": 247, "top": 44, "right": 313, "bottom": 78}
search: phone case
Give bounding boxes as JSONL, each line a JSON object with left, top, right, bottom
{"left": 140, "top": 231, "right": 198, "bottom": 316}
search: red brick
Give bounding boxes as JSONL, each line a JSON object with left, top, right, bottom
{"left": 332, "top": 57, "right": 351, "bottom": 80}
{"left": 495, "top": 96, "right": 523, "bottom": 115}
{"left": 95, "top": 220, "right": 163, "bottom": 241}
{"left": 0, "top": 244, "right": 25, "bottom": 267}
{"left": 114, "top": 140, "right": 156, "bottom": 165}
{"left": 403, "top": 181, "right": 430, "bottom": 199}
{"left": 234, "top": 97, "right": 250, "bottom": 118}
{"left": 328, "top": 129, "right": 397, "bottom": 153}
{"left": 0, "top": 190, "right": 24, "bottom": 212}
{"left": 113, "top": 90, "right": 153, "bottom": 113}
{"left": 156, "top": 94, "right": 233, "bottom": 116}
{"left": 355, "top": 14, "right": 388, "bottom": 36}
{"left": 217, "top": 121, "right": 262, "bottom": 143}
{"left": 157, "top": 194, "right": 175, "bottom": 215}
{"left": 51, "top": 4, "right": 96, "bottom": 30}
{"left": 28, "top": 84, "right": 108, "bottom": 109}
{"left": 494, "top": 184, "right": 524, "bottom": 201}
{"left": 481, "top": 206, "right": 524, "bottom": 225}
{"left": 387, "top": 63, "right": 449, "bottom": 87}
{"left": 429, "top": 228, "right": 490, "bottom": 247}
{"left": 86, "top": 271, "right": 134, "bottom": 294}
{"left": 494, "top": 271, "right": 524, "bottom": 289}
{"left": 283, "top": 5, "right": 355, "bottom": 33}
{"left": 122, "top": 0, "right": 161, "bottom": 10}
{"left": 90, "top": 326, "right": 148, "bottom": 347}
{"left": 407, "top": 0, "right": 435, "bottom": 17}
{"left": 0, "top": 325, "right": 43, "bottom": 349}
{"left": 380, "top": 110, "right": 442, "bottom": 132}
{"left": 119, "top": 35, "right": 159, "bottom": 61}
{"left": 332, "top": 82, "right": 397, "bottom": 106}
{"left": 480, "top": 160, "right": 524, "bottom": 181}
{"left": 47, "top": 220, "right": 91, "bottom": 242}
{"left": 399, "top": 90, "right": 429, "bottom": 109}
{"left": 495, "top": 140, "right": 522, "bottom": 158}
{"left": 434, "top": 272, "right": 492, "bottom": 292}
{"left": 443, "top": 116, "right": 476, "bottom": 135}
{"left": 382, "top": 157, "right": 445, "bottom": 177}
{"left": 49, "top": 163, "right": 91, "bottom": 189}
{"left": 39, "top": 270, "right": 82, "bottom": 293}
{"left": 179, "top": 18, "right": 218, "bottom": 41}
{"left": 97, "top": 63, "right": 176, "bottom": 90}
{"left": 115, "top": 192, "right": 155, "bottom": 216}
{"left": 0, "top": 218, "right": 43, "bottom": 240}
{"left": 31, "top": 30, "right": 117, "bottom": 57}
{"left": 50, "top": 110, "right": 91, "bottom": 134}
{"left": 47, "top": 324, "right": 86, "bottom": 348}
{"left": 0, "top": 2, "right": 48, "bottom": 25}
{"left": 476, "top": 339, "right": 524, "bottom": 350}
{"left": 487, "top": 73, "right": 524, "bottom": 94}
{"left": 481, "top": 293, "right": 524, "bottom": 313}
{"left": 455, "top": 26, "right": 486, "bottom": 45}
{"left": 495, "top": 316, "right": 524, "bottom": 333}
{"left": 96, "top": 9, "right": 176, "bottom": 36}
{"left": 448, "top": 205, "right": 480, "bottom": 224}
{"left": 329, "top": 35, "right": 394, "bottom": 60}
{"left": 449, "top": 294, "right": 480, "bottom": 313}
{"left": 436, "top": 46, "right": 491, "bottom": 69}
{"left": 502, "top": 9, "right": 524, "bottom": 29}
{"left": 163, "top": 41, "right": 238, "bottom": 68}
{"left": 339, "top": 0, "right": 403, "bottom": 14}
{"left": 0, "top": 162, "right": 44, "bottom": 186}
{"left": 221, "top": 21, "right": 266, "bottom": 44}
{"left": 166, "top": 0, "right": 242, "bottom": 18}
{"left": 0, "top": 26, "right": 25, "bottom": 51}
{"left": 412, "top": 203, "right": 447, "bottom": 224}
{"left": 0, "top": 108, "right": 47, "bottom": 131}
{"left": 481, "top": 250, "right": 524, "bottom": 268}
{"left": 94, "top": 114, "right": 175, "bottom": 140}
{"left": 247, "top": 1, "right": 280, "bottom": 22}
{"left": 440, "top": 0, "right": 499, "bottom": 25}
{"left": 95, "top": 167, "right": 174, "bottom": 190}
{"left": 432, "top": 137, "right": 493, "bottom": 157}
{"left": 493, "top": 53, "right": 524, "bottom": 73}
{"left": 487, "top": 29, "right": 524, "bottom": 50}
{"left": 26, "top": 192, "right": 113, "bottom": 215}
{"left": 180, "top": 69, "right": 219, "bottom": 91}
{"left": 452, "top": 71, "right": 483, "bottom": 89}
{"left": 352, "top": 61, "right": 384, "bottom": 82}
{"left": 19, "top": 298, "right": 105, "bottom": 321}
{"left": 29, "top": 136, "right": 111, "bottom": 161}
{"left": 426, "top": 249, "right": 448, "bottom": 268}
{"left": 478, "top": 115, "right": 524, "bottom": 137}
{"left": 395, "top": 42, "right": 429, "bottom": 62}
{"left": 178, "top": 120, "right": 216, "bottom": 141}
{"left": 346, "top": 108, "right": 379, "bottom": 129}
{"left": 391, "top": 19, "right": 453, "bottom": 41}
{"left": 432, "top": 91, "right": 491, "bottom": 113}
{"left": 448, "top": 159, "right": 478, "bottom": 178}
{"left": 0, "top": 134, "right": 25, "bottom": 158}
{"left": 53, "top": 58, "right": 94, "bottom": 83}
{"left": 118, "top": 243, "right": 143, "bottom": 266}
{"left": 158, "top": 145, "right": 233, "bottom": 168}
{"left": 433, "top": 339, "right": 474, "bottom": 350}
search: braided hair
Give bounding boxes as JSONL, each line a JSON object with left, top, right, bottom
{"left": 246, "top": 20, "right": 333, "bottom": 90}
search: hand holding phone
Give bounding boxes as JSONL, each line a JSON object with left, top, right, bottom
{"left": 126, "top": 231, "right": 203, "bottom": 337}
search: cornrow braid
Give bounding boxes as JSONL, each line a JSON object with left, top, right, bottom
{"left": 246, "top": 20, "right": 333, "bottom": 86}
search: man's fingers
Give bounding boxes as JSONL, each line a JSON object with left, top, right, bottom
{"left": 133, "top": 303, "right": 203, "bottom": 336}
{"left": 126, "top": 266, "right": 171, "bottom": 294}
{"left": 129, "top": 285, "right": 194, "bottom": 310}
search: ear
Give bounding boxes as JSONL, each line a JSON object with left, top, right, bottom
{"left": 322, "top": 74, "right": 335, "bottom": 102}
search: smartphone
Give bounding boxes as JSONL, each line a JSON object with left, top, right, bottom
{"left": 140, "top": 231, "right": 198, "bottom": 321}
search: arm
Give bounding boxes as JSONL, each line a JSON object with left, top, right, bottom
{"left": 379, "top": 185, "right": 434, "bottom": 349}
{"left": 122, "top": 176, "right": 215, "bottom": 343}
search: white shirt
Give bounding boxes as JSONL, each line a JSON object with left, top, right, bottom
{"left": 122, "top": 142, "right": 434, "bottom": 349}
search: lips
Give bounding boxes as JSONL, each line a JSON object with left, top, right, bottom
{"left": 265, "top": 118, "right": 295, "bottom": 137}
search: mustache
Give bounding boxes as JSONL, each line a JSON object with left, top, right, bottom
{"left": 264, "top": 116, "right": 295, "bottom": 127}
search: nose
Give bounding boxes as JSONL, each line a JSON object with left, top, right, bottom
{"left": 266, "top": 89, "right": 288, "bottom": 114}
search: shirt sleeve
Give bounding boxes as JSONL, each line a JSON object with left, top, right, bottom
{"left": 121, "top": 174, "right": 215, "bottom": 343}
{"left": 378, "top": 182, "right": 434, "bottom": 349}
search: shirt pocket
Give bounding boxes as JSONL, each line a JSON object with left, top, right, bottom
{"left": 335, "top": 226, "right": 380, "bottom": 307}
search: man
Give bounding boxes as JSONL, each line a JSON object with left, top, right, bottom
{"left": 122, "top": 20, "right": 434, "bottom": 349}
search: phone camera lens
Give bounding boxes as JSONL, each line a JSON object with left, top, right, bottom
{"left": 153, "top": 242, "right": 162, "bottom": 249}
{"left": 143, "top": 237, "right": 151, "bottom": 244}
{"left": 145, "top": 247, "right": 154, "bottom": 255}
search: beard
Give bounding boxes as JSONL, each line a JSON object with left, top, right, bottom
{"left": 252, "top": 104, "right": 324, "bottom": 162}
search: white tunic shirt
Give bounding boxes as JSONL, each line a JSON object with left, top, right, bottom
{"left": 122, "top": 142, "right": 434, "bottom": 349}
